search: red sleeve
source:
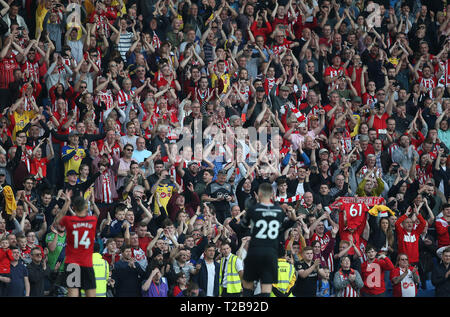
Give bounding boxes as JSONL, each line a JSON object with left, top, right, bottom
{"left": 7, "top": 249, "right": 13, "bottom": 261}
{"left": 250, "top": 21, "right": 258, "bottom": 34}
{"left": 265, "top": 21, "right": 273, "bottom": 34}
{"left": 324, "top": 67, "right": 331, "bottom": 77}
{"left": 380, "top": 257, "right": 395, "bottom": 271}
{"left": 390, "top": 267, "right": 399, "bottom": 282}
{"left": 414, "top": 214, "right": 427, "bottom": 235}
{"left": 436, "top": 220, "right": 448, "bottom": 235}
{"left": 395, "top": 214, "right": 407, "bottom": 233}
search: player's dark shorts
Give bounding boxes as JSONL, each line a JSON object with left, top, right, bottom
{"left": 243, "top": 247, "right": 278, "bottom": 284}
{"left": 63, "top": 263, "right": 96, "bottom": 290}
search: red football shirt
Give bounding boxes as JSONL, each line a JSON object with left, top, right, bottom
{"left": 339, "top": 202, "right": 370, "bottom": 230}
{"left": 60, "top": 215, "right": 98, "bottom": 267}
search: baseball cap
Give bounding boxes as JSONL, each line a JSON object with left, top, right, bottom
{"left": 319, "top": 148, "right": 329, "bottom": 155}
{"left": 352, "top": 96, "right": 362, "bottom": 103}
{"left": 280, "top": 85, "right": 290, "bottom": 92}
{"left": 217, "top": 169, "right": 227, "bottom": 175}
{"left": 66, "top": 170, "right": 78, "bottom": 176}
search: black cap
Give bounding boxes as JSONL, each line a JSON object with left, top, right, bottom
{"left": 66, "top": 170, "right": 78, "bottom": 176}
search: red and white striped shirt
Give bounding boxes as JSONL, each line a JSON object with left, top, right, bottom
{"left": 96, "top": 90, "right": 114, "bottom": 110}
{"left": 337, "top": 269, "right": 359, "bottom": 297}
{"left": 21, "top": 60, "right": 40, "bottom": 83}
{"left": 311, "top": 232, "right": 334, "bottom": 272}
{"left": 417, "top": 76, "right": 437, "bottom": 98}
{"left": 117, "top": 89, "right": 135, "bottom": 110}
{"left": 101, "top": 171, "right": 113, "bottom": 203}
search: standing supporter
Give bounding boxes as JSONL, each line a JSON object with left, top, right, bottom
{"left": 360, "top": 245, "right": 394, "bottom": 297}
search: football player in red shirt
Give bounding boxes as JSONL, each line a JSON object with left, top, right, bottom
{"left": 54, "top": 192, "right": 99, "bottom": 297}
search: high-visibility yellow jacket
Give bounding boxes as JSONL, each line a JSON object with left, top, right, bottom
{"left": 271, "top": 259, "right": 296, "bottom": 297}
{"left": 219, "top": 254, "right": 242, "bottom": 295}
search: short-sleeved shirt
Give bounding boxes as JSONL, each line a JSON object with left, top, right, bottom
{"left": 59, "top": 215, "right": 98, "bottom": 267}
{"left": 7, "top": 262, "right": 28, "bottom": 297}
{"left": 293, "top": 260, "right": 318, "bottom": 297}
{"left": 205, "top": 181, "right": 234, "bottom": 215}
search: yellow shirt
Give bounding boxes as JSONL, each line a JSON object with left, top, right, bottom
{"left": 12, "top": 110, "right": 35, "bottom": 141}
{"left": 153, "top": 183, "right": 175, "bottom": 216}
{"left": 61, "top": 146, "right": 86, "bottom": 180}
{"left": 211, "top": 72, "right": 231, "bottom": 93}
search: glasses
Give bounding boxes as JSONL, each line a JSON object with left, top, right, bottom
{"left": 399, "top": 258, "right": 408, "bottom": 261}
{"left": 125, "top": 148, "right": 133, "bottom": 151}
{"left": 80, "top": 85, "right": 87, "bottom": 89}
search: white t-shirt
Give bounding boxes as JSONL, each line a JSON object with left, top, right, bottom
{"left": 399, "top": 268, "right": 416, "bottom": 297}
{"left": 296, "top": 182, "right": 305, "bottom": 196}
{"left": 205, "top": 261, "right": 216, "bottom": 297}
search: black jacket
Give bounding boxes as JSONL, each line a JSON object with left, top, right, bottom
{"left": 27, "top": 262, "right": 51, "bottom": 297}
{"left": 111, "top": 260, "right": 145, "bottom": 297}
{"left": 431, "top": 260, "right": 450, "bottom": 297}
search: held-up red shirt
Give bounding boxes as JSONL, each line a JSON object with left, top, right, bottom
{"left": 0, "top": 248, "right": 13, "bottom": 274}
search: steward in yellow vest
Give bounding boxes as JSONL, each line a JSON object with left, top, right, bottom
{"left": 271, "top": 251, "right": 296, "bottom": 297}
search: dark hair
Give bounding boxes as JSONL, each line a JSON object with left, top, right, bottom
{"left": 94, "top": 243, "right": 100, "bottom": 253}
{"left": 115, "top": 203, "right": 127, "bottom": 214}
{"left": 340, "top": 255, "right": 351, "bottom": 263}
{"left": 72, "top": 196, "right": 87, "bottom": 213}
{"left": 162, "top": 219, "right": 174, "bottom": 228}
{"left": 31, "top": 247, "right": 42, "bottom": 255}
{"left": 184, "top": 281, "right": 200, "bottom": 297}
{"left": 365, "top": 244, "right": 377, "bottom": 253}
{"left": 154, "top": 159, "right": 165, "bottom": 166}
{"left": 121, "top": 244, "right": 132, "bottom": 253}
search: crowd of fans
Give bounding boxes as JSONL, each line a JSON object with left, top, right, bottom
{"left": 0, "top": 0, "right": 448, "bottom": 297}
